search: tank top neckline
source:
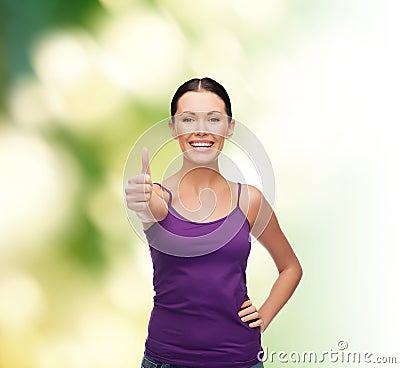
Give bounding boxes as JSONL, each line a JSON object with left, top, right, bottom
{"left": 153, "top": 181, "right": 242, "bottom": 225}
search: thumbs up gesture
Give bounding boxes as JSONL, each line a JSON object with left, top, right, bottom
{"left": 125, "top": 147, "right": 156, "bottom": 222}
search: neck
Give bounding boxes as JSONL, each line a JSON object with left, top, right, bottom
{"left": 178, "top": 157, "right": 222, "bottom": 190}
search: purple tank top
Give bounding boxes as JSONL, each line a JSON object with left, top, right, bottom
{"left": 143, "top": 182, "right": 263, "bottom": 368}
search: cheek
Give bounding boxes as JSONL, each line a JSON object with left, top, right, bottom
{"left": 176, "top": 136, "right": 190, "bottom": 150}
{"left": 216, "top": 140, "right": 226, "bottom": 150}
{"left": 213, "top": 132, "right": 228, "bottom": 143}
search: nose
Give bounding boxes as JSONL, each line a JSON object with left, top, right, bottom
{"left": 194, "top": 117, "right": 208, "bottom": 135}
{"left": 194, "top": 129, "right": 208, "bottom": 136}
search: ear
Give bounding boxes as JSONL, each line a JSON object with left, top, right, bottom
{"left": 226, "top": 119, "right": 235, "bottom": 139}
{"left": 168, "top": 119, "right": 178, "bottom": 139}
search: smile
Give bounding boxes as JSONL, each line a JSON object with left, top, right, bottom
{"left": 189, "top": 140, "right": 214, "bottom": 151}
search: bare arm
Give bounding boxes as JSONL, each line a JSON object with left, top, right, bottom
{"left": 238, "top": 186, "right": 303, "bottom": 333}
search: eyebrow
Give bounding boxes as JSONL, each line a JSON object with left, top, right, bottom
{"left": 181, "top": 110, "right": 222, "bottom": 115}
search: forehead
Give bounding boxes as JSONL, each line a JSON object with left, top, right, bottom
{"left": 175, "top": 91, "right": 226, "bottom": 114}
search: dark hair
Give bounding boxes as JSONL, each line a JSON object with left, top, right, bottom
{"left": 170, "top": 77, "right": 232, "bottom": 119}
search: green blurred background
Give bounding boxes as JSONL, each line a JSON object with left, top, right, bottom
{"left": 0, "top": 0, "right": 398, "bottom": 367}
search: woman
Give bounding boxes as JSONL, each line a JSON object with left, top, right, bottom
{"left": 125, "top": 77, "right": 303, "bottom": 368}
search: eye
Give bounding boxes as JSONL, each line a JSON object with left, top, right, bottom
{"left": 209, "top": 117, "right": 220, "bottom": 123}
{"left": 182, "top": 117, "right": 194, "bottom": 123}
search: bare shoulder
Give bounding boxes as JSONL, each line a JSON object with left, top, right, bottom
{"left": 238, "top": 183, "right": 261, "bottom": 229}
{"left": 238, "top": 183, "right": 273, "bottom": 231}
{"left": 158, "top": 174, "right": 178, "bottom": 192}
{"left": 153, "top": 177, "right": 175, "bottom": 199}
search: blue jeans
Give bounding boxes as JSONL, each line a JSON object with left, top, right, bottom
{"left": 141, "top": 352, "right": 264, "bottom": 368}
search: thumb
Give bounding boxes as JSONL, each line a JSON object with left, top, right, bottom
{"left": 141, "top": 147, "right": 151, "bottom": 178}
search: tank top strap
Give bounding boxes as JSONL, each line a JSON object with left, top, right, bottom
{"left": 153, "top": 182, "right": 172, "bottom": 207}
{"left": 236, "top": 182, "right": 242, "bottom": 207}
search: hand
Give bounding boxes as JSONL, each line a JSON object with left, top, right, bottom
{"left": 125, "top": 147, "right": 154, "bottom": 222}
{"left": 238, "top": 299, "right": 267, "bottom": 333}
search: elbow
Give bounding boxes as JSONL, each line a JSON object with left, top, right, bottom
{"left": 286, "top": 260, "right": 303, "bottom": 284}
{"left": 296, "top": 262, "right": 303, "bottom": 283}
{"left": 281, "top": 261, "right": 303, "bottom": 283}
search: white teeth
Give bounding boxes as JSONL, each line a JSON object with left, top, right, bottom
{"left": 190, "top": 142, "right": 213, "bottom": 147}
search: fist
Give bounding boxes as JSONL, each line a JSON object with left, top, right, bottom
{"left": 125, "top": 147, "right": 153, "bottom": 213}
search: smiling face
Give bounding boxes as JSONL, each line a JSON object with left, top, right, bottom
{"left": 168, "top": 91, "right": 235, "bottom": 164}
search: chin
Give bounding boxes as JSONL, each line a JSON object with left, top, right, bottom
{"left": 182, "top": 149, "right": 221, "bottom": 165}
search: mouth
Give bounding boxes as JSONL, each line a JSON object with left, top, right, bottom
{"left": 188, "top": 140, "right": 215, "bottom": 151}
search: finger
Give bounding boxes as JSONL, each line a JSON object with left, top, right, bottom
{"left": 240, "top": 309, "right": 258, "bottom": 321}
{"left": 127, "top": 201, "right": 149, "bottom": 212}
{"left": 239, "top": 305, "right": 256, "bottom": 315}
{"left": 125, "top": 183, "right": 153, "bottom": 193}
{"left": 249, "top": 318, "right": 264, "bottom": 328}
{"left": 126, "top": 192, "right": 151, "bottom": 202}
{"left": 245, "top": 315, "right": 262, "bottom": 328}
{"left": 240, "top": 299, "right": 252, "bottom": 309}
{"left": 141, "top": 147, "right": 151, "bottom": 177}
